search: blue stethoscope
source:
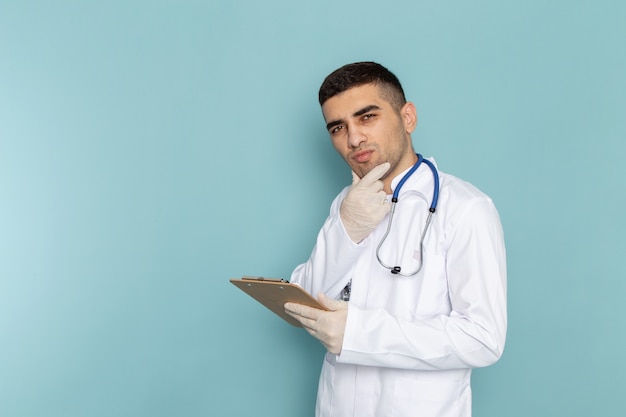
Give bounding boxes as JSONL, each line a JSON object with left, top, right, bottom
{"left": 376, "top": 153, "right": 440, "bottom": 276}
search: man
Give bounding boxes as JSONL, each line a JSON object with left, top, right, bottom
{"left": 284, "top": 62, "right": 507, "bottom": 417}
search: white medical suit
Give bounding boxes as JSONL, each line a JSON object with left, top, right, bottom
{"left": 290, "top": 159, "right": 507, "bottom": 417}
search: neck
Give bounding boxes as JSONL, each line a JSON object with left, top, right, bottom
{"left": 383, "top": 152, "right": 419, "bottom": 194}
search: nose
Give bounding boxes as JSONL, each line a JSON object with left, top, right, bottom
{"left": 347, "top": 125, "right": 366, "bottom": 149}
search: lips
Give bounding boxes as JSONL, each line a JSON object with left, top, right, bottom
{"left": 352, "top": 150, "right": 373, "bottom": 163}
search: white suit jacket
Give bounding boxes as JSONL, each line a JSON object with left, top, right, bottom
{"left": 291, "top": 159, "right": 507, "bottom": 417}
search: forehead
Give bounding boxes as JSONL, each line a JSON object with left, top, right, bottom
{"left": 321, "top": 83, "right": 390, "bottom": 120}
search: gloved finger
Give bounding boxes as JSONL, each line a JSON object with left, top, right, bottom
{"left": 362, "top": 180, "right": 385, "bottom": 195}
{"left": 300, "top": 318, "right": 321, "bottom": 335}
{"left": 285, "top": 311, "right": 318, "bottom": 333}
{"left": 359, "top": 188, "right": 389, "bottom": 206}
{"left": 284, "top": 307, "right": 323, "bottom": 337}
{"left": 284, "top": 302, "right": 323, "bottom": 321}
{"left": 317, "top": 293, "right": 348, "bottom": 311}
{"left": 357, "top": 162, "right": 391, "bottom": 186}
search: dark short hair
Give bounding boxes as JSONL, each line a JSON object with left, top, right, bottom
{"left": 318, "top": 62, "right": 407, "bottom": 109}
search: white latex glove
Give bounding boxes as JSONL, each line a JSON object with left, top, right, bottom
{"left": 284, "top": 293, "right": 348, "bottom": 355}
{"left": 340, "top": 162, "right": 391, "bottom": 243}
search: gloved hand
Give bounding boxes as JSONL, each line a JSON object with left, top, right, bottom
{"left": 284, "top": 293, "right": 348, "bottom": 355}
{"left": 340, "top": 162, "right": 391, "bottom": 243}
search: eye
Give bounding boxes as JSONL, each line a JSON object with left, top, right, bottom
{"left": 362, "top": 113, "right": 376, "bottom": 121}
{"left": 330, "top": 125, "right": 344, "bottom": 135}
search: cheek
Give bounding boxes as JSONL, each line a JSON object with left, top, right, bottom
{"left": 330, "top": 137, "right": 347, "bottom": 154}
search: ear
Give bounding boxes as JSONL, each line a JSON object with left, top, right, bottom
{"left": 401, "top": 102, "right": 418, "bottom": 134}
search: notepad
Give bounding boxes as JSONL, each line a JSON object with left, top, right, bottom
{"left": 230, "top": 276, "right": 328, "bottom": 327}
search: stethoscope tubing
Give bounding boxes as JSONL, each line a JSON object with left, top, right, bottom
{"left": 376, "top": 153, "right": 439, "bottom": 276}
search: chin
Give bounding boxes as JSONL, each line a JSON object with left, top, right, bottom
{"left": 356, "top": 165, "right": 374, "bottom": 179}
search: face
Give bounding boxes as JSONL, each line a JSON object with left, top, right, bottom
{"left": 321, "top": 83, "right": 418, "bottom": 193}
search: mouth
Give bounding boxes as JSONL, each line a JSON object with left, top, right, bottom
{"left": 351, "top": 149, "right": 374, "bottom": 164}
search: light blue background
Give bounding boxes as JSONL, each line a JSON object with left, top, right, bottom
{"left": 1, "top": 1, "right": 624, "bottom": 416}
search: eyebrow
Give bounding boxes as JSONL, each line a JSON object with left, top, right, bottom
{"left": 354, "top": 104, "right": 381, "bottom": 117}
{"left": 325, "top": 104, "right": 382, "bottom": 131}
